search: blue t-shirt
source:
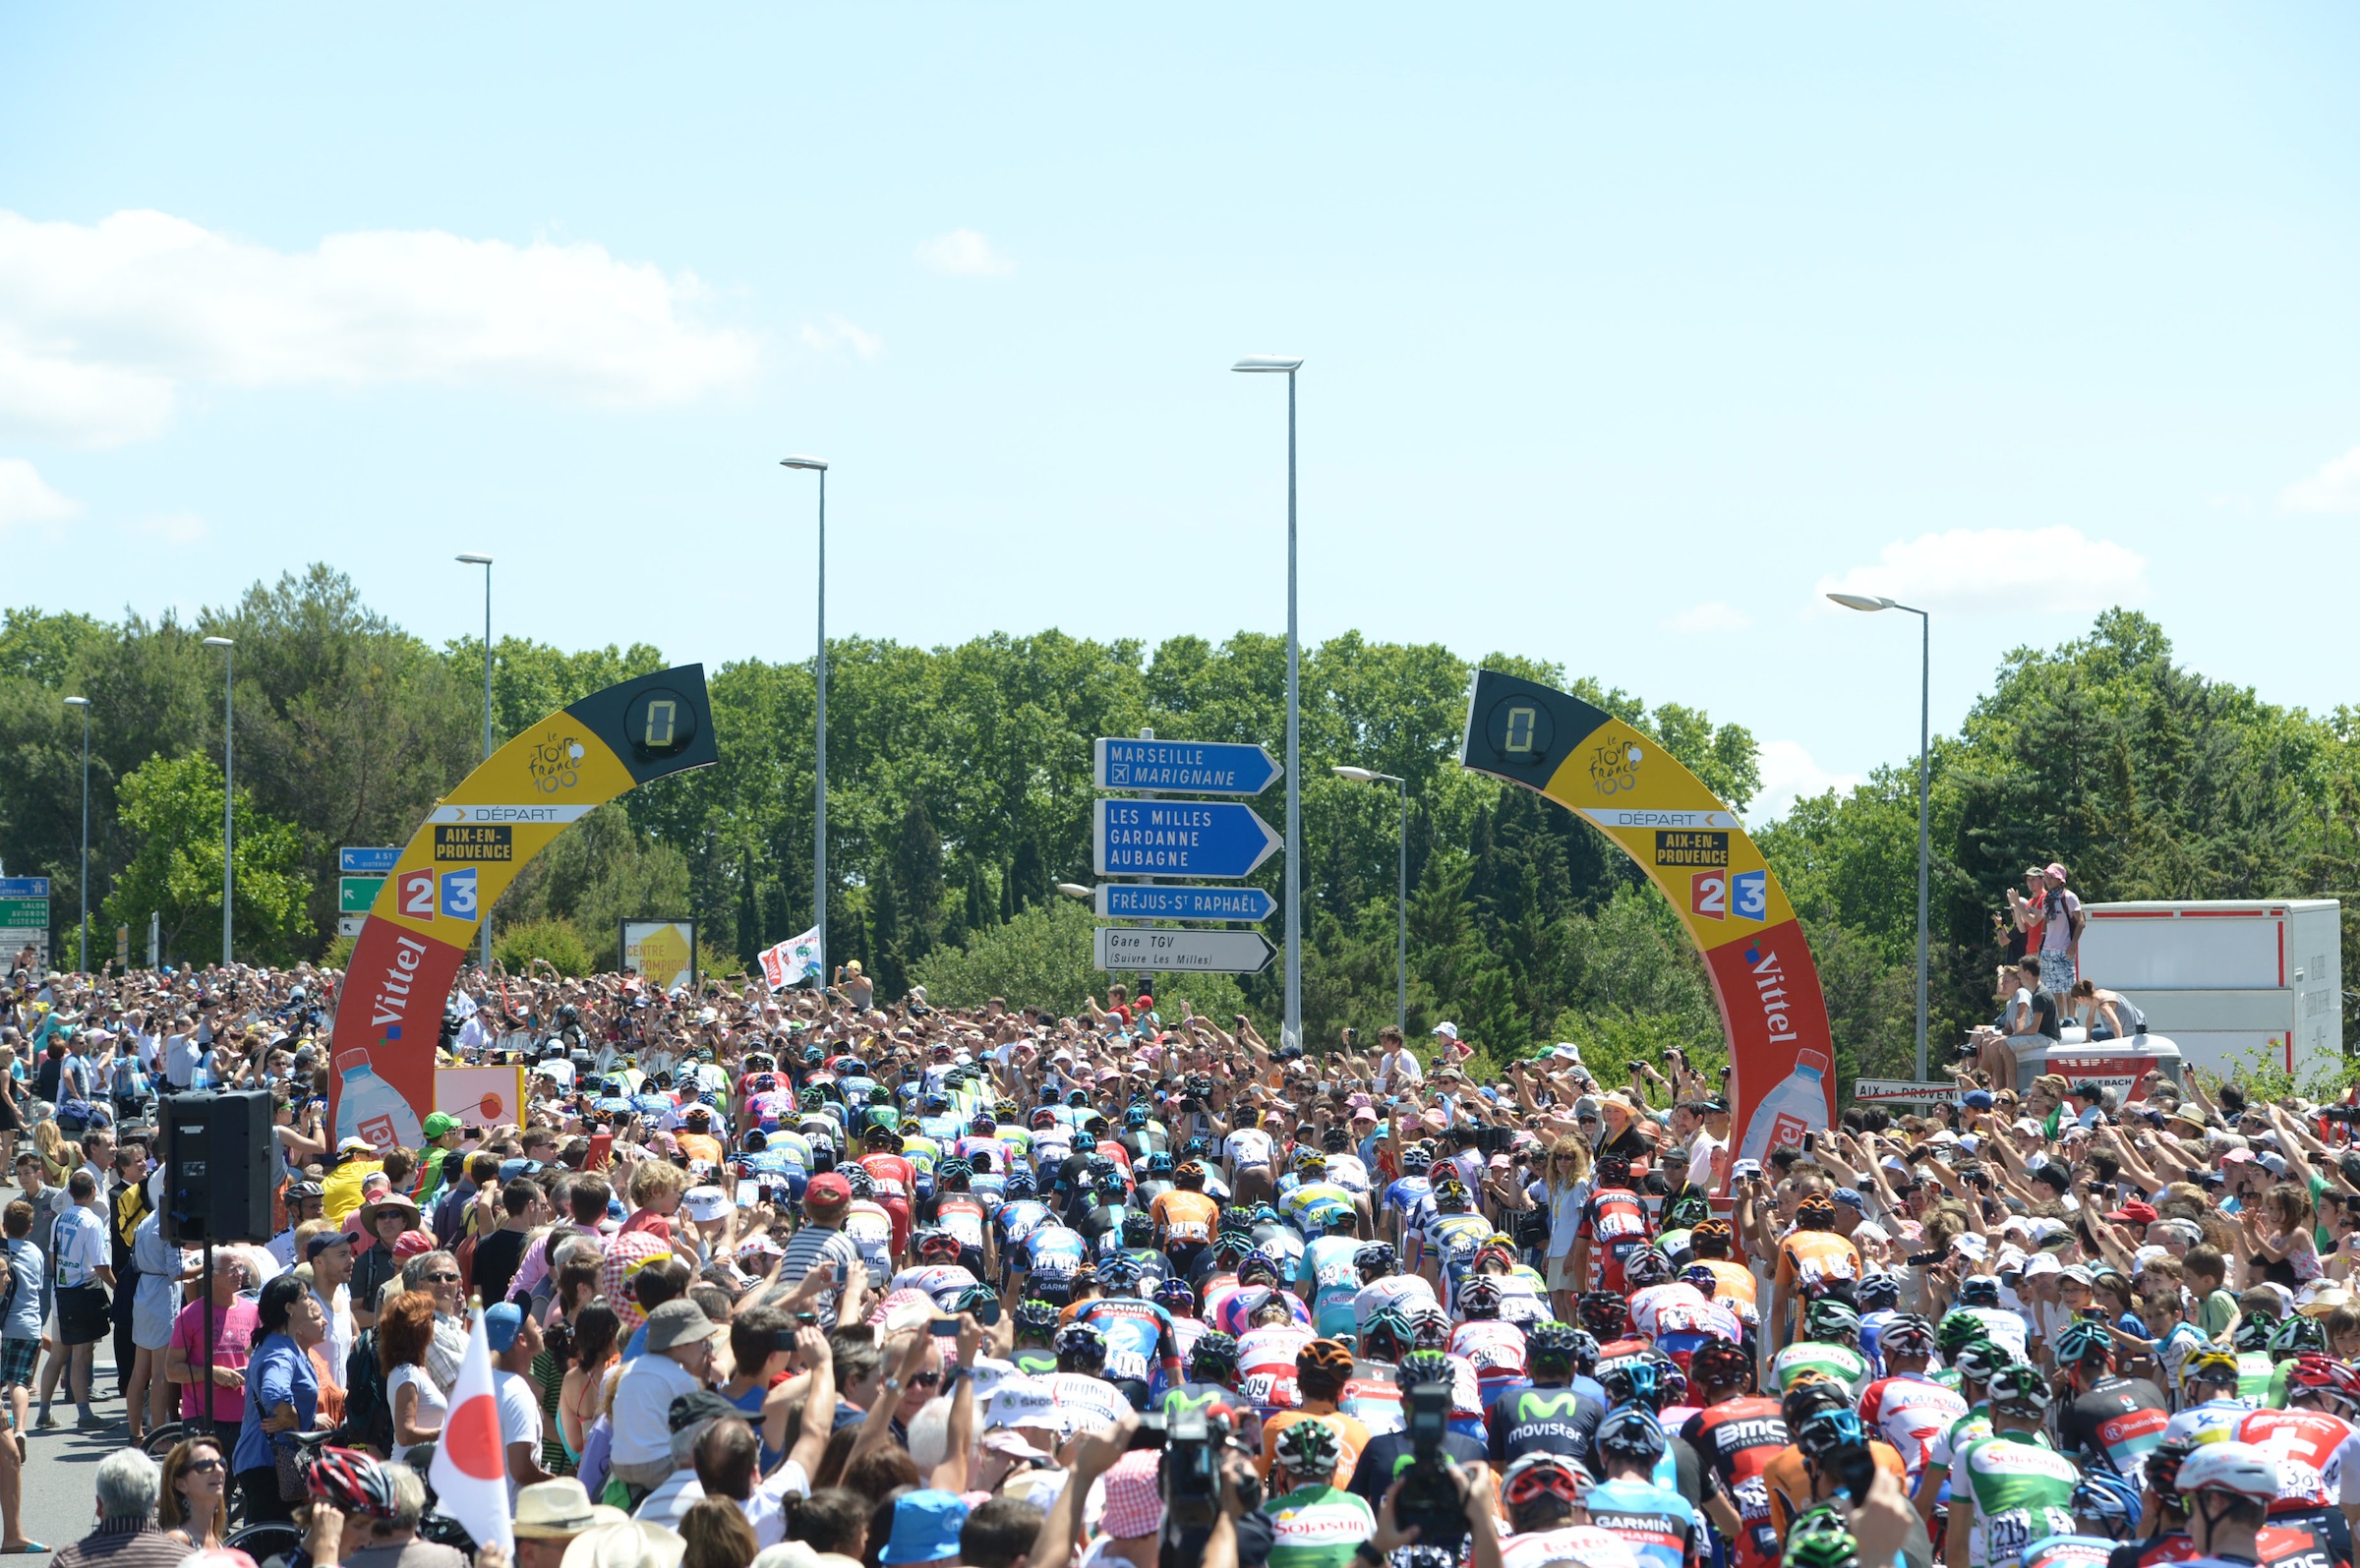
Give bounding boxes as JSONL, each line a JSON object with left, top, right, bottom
{"left": 233, "top": 1333, "right": 320, "bottom": 1475}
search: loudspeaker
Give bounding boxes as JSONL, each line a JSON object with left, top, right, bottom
{"left": 159, "top": 1089, "right": 273, "bottom": 1245}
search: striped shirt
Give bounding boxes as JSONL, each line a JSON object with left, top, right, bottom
{"left": 771, "top": 1224, "right": 860, "bottom": 1327}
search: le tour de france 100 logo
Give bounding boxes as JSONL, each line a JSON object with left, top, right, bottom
{"left": 1588, "top": 739, "right": 1643, "bottom": 796}
{"left": 528, "top": 728, "right": 588, "bottom": 794}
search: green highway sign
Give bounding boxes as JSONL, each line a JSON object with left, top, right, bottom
{"left": 339, "top": 875, "right": 385, "bottom": 914}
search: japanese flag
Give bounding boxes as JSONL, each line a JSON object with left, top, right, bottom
{"left": 427, "top": 1307, "right": 513, "bottom": 1554}
{"left": 758, "top": 925, "right": 824, "bottom": 991}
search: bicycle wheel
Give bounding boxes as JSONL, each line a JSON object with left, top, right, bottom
{"left": 142, "top": 1422, "right": 190, "bottom": 1461}
{"left": 225, "top": 1521, "right": 302, "bottom": 1568}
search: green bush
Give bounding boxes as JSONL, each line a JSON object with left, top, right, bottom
{"left": 911, "top": 900, "right": 1255, "bottom": 1023}
{"left": 496, "top": 917, "right": 594, "bottom": 977}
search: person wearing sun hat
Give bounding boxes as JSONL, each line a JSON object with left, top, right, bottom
{"left": 877, "top": 1490, "right": 971, "bottom": 1565}
{"left": 513, "top": 1477, "right": 629, "bottom": 1568}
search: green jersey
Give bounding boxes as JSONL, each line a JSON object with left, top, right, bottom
{"left": 1956, "top": 1430, "right": 2079, "bottom": 1568}
{"left": 2236, "top": 1350, "right": 2273, "bottom": 1406}
{"left": 1262, "top": 1482, "right": 1376, "bottom": 1568}
{"left": 1770, "top": 1339, "right": 1872, "bottom": 1401}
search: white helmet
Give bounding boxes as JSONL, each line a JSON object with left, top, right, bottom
{"left": 2175, "top": 1441, "right": 2281, "bottom": 1504}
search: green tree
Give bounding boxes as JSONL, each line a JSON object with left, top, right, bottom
{"left": 103, "top": 753, "right": 315, "bottom": 964}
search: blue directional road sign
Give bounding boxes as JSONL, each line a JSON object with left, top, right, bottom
{"left": 1094, "top": 884, "right": 1276, "bottom": 922}
{"left": 339, "top": 846, "right": 401, "bottom": 875}
{"left": 1093, "top": 737, "right": 1280, "bottom": 795}
{"left": 1092, "top": 798, "right": 1281, "bottom": 878}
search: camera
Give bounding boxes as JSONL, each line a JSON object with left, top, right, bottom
{"left": 1158, "top": 1405, "right": 1227, "bottom": 1531}
{"left": 1392, "top": 1383, "right": 1466, "bottom": 1551}
{"left": 2319, "top": 1106, "right": 2360, "bottom": 1125}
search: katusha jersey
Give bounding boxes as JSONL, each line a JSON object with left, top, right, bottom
{"left": 1859, "top": 1370, "right": 1970, "bottom": 1478}
{"left": 1955, "top": 1429, "right": 2080, "bottom": 1568}
{"left": 1500, "top": 1526, "right": 1642, "bottom": 1568}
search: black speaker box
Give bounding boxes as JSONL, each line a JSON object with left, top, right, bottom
{"left": 158, "top": 1089, "right": 274, "bottom": 1245}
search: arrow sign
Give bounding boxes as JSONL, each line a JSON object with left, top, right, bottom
{"left": 1093, "top": 798, "right": 1281, "bottom": 879}
{"left": 1095, "top": 884, "right": 1276, "bottom": 922}
{"left": 1094, "top": 737, "right": 1281, "bottom": 795}
{"left": 1094, "top": 926, "right": 1278, "bottom": 975}
{"left": 339, "top": 846, "right": 400, "bottom": 875}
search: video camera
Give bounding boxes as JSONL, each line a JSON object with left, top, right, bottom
{"left": 1392, "top": 1382, "right": 1466, "bottom": 1552}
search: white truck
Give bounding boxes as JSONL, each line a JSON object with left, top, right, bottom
{"left": 2075, "top": 898, "right": 2342, "bottom": 1085}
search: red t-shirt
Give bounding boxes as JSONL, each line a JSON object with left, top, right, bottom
{"left": 618, "top": 1207, "right": 674, "bottom": 1242}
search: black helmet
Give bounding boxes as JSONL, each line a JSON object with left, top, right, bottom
{"left": 1594, "top": 1404, "right": 1668, "bottom": 1465}
{"left": 1012, "top": 1299, "right": 1060, "bottom": 1338}
{"left": 1055, "top": 1323, "right": 1106, "bottom": 1373}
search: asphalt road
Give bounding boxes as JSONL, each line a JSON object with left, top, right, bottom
{"left": 13, "top": 1340, "right": 141, "bottom": 1555}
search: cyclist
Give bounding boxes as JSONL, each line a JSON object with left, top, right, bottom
{"left": 1258, "top": 1339, "right": 1371, "bottom": 1487}
{"left": 1297, "top": 1210, "right": 1367, "bottom": 1339}
{"left": 1498, "top": 1451, "right": 1640, "bottom": 1568}
{"left": 1260, "top": 1419, "right": 1377, "bottom": 1568}
{"left": 2161, "top": 1350, "right": 2250, "bottom": 1447}
{"left": 1448, "top": 1274, "right": 1530, "bottom": 1406}
{"left": 2022, "top": 1472, "right": 2145, "bottom": 1568}
{"left": 1583, "top": 1404, "right": 1702, "bottom": 1568}
{"left": 1489, "top": 1318, "right": 1606, "bottom": 1468}
{"left": 2169, "top": 1442, "right": 2284, "bottom": 1568}
{"left": 1766, "top": 1379, "right": 1908, "bottom": 1540}
{"left": 1951, "top": 1365, "right": 2079, "bottom": 1568}
{"left": 1348, "top": 1242, "right": 1435, "bottom": 1332}
{"left": 1073, "top": 1256, "right": 1181, "bottom": 1408}
{"left": 1007, "top": 1299, "right": 1060, "bottom": 1376}
{"left": 1348, "top": 1348, "right": 1490, "bottom": 1510}
{"left": 1680, "top": 1337, "right": 1790, "bottom": 1568}
{"left": 1916, "top": 1340, "right": 2007, "bottom": 1543}
{"left": 1772, "top": 1298, "right": 1873, "bottom": 1402}
{"left": 1150, "top": 1158, "right": 1221, "bottom": 1277}
{"left": 2049, "top": 1320, "right": 2167, "bottom": 1484}
{"left": 1571, "top": 1154, "right": 1655, "bottom": 1298}
{"left": 1858, "top": 1312, "right": 1968, "bottom": 1483}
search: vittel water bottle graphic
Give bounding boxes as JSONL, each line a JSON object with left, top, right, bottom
{"left": 1737, "top": 1047, "right": 1830, "bottom": 1165}
{"left": 336, "top": 1048, "right": 423, "bottom": 1151}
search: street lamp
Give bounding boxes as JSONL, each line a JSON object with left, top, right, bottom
{"left": 1333, "top": 766, "right": 1407, "bottom": 1035}
{"left": 1827, "top": 592, "right": 1931, "bottom": 1080}
{"left": 781, "top": 456, "right": 830, "bottom": 975}
{"left": 1055, "top": 884, "right": 1092, "bottom": 900}
{"left": 63, "top": 697, "right": 89, "bottom": 973}
{"left": 456, "top": 553, "right": 495, "bottom": 971}
{"left": 203, "top": 636, "right": 236, "bottom": 967}
{"left": 1233, "top": 354, "right": 1305, "bottom": 1051}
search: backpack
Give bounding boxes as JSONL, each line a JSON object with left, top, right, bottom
{"left": 338, "top": 1325, "right": 393, "bottom": 1455}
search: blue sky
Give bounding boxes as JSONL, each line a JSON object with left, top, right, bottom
{"left": 6, "top": 6, "right": 2358, "bottom": 819}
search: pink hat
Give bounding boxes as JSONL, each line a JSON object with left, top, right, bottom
{"left": 1098, "top": 1449, "right": 1163, "bottom": 1539}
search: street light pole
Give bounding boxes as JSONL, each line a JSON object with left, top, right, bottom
{"left": 1233, "top": 355, "right": 1305, "bottom": 1050}
{"left": 64, "top": 696, "right": 89, "bottom": 973}
{"left": 781, "top": 457, "right": 830, "bottom": 975}
{"left": 203, "top": 636, "right": 236, "bottom": 968}
{"left": 1333, "top": 767, "right": 1407, "bottom": 1034}
{"left": 457, "top": 554, "right": 495, "bottom": 971}
{"left": 1828, "top": 593, "right": 1931, "bottom": 1080}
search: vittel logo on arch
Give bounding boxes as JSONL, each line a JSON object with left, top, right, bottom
{"left": 1744, "top": 945, "right": 1799, "bottom": 1042}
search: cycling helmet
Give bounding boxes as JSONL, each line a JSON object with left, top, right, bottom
{"left": 1395, "top": 1349, "right": 1451, "bottom": 1393}
{"left": 2052, "top": 1319, "right": 2111, "bottom": 1367}
{"left": 1782, "top": 1508, "right": 1862, "bottom": 1568}
{"left": 1321, "top": 1126, "right": 1351, "bottom": 1153}
{"left": 863, "top": 1124, "right": 899, "bottom": 1149}
{"left": 2146, "top": 1434, "right": 2200, "bottom": 1502}
{"left": 1431, "top": 1178, "right": 1471, "bottom": 1211}
{"left": 1803, "top": 1298, "right": 1860, "bottom": 1346}
{"left": 1526, "top": 1319, "right": 1583, "bottom": 1372}
{"left": 1796, "top": 1408, "right": 1869, "bottom": 1469}
{"left": 2271, "top": 1315, "right": 2329, "bottom": 1357}
{"left": 1988, "top": 1363, "right": 2052, "bottom": 1419}
{"left": 936, "top": 1157, "right": 973, "bottom": 1185}
{"left": 1095, "top": 1170, "right": 1129, "bottom": 1199}
{"left": 303, "top": 1446, "right": 401, "bottom": 1520}
{"left": 1781, "top": 1378, "right": 1851, "bottom": 1429}
{"left": 1354, "top": 1243, "right": 1397, "bottom": 1278}
{"left": 1295, "top": 1150, "right": 1328, "bottom": 1175}
{"left": 2071, "top": 1471, "right": 2145, "bottom": 1539}
{"left": 843, "top": 1166, "right": 876, "bottom": 1199}
{"left": 1653, "top": 1353, "right": 1690, "bottom": 1409}
{"left": 1210, "top": 1232, "right": 1255, "bottom": 1268}
{"left": 969, "top": 1115, "right": 996, "bottom": 1134}
{"left": 1144, "top": 1152, "right": 1173, "bottom": 1176}
{"left": 1125, "top": 1106, "right": 1150, "bottom": 1130}
{"left": 1594, "top": 1154, "right": 1631, "bottom": 1187}
{"left": 1155, "top": 1277, "right": 1199, "bottom": 1315}
{"left": 1274, "top": 1417, "right": 1344, "bottom": 1478}
{"left": 1500, "top": 1451, "right": 1592, "bottom": 1513}
{"left": 1297, "top": 1338, "right": 1357, "bottom": 1386}
{"left": 1956, "top": 1276, "right": 2000, "bottom": 1308}
{"left": 1097, "top": 1254, "right": 1143, "bottom": 1291}
{"left": 1173, "top": 1159, "right": 1207, "bottom": 1184}
{"left": 953, "top": 1283, "right": 999, "bottom": 1318}
{"left": 1854, "top": 1272, "right": 1900, "bottom": 1311}
{"left": 2285, "top": 1354, "right": 2360, "bottom": 1413}
{"left": 2231, "top": 1312, "right": 2279, "bottom": 1354}
{"left": 1408, "top": 1305, "right": 1453, "bottom": 1351}
{"left": 1567, "top": 1327, "right": 1602, "bottom": 1376}
{"left": 1237, "top": 1252, "right": 1282, "bottom": 1289}
{"left": 1625, "top": 1249, "right": 1673, "bottom": 1288}
{"left": 1190, "top": 1331, "right": 1239, "bottom": 1378}
{"left": 1689, "top": 1338, "right": 1754, "bottom": 1391}
{"left": 1935, "top": 1310, "right": 1985, "bottom": 1359}
{"left": 916, "top": 1230, "right": 963, "bottom": 1263}
{"left": 1879, "top": 1313, "right": 1937, "bottom": 1360}
{"left": 2176, "top": 1441, "right": 2281, "bottom": 1505}
{"left": 1012, "top": 1299, "right": 1060, "bottom": 1338}
{"left": 1120, "top": 1212, "right": 1155, "bottom": 1247}
{"left": 1578, "top": 1292, "right": 1631, "bottom": 1341}
{"left": 1594, "top": 1403, "right": 1668, "bottom": 1465}
{"left": 1949, "top": 1340, "right": 2009, "bottom": 1386}
{"left": 1473, "top": 1242, "right": 1519, "bottom": 1276}
{"left": 1399, "top": 1146, "right": 1433, "bottom": 1174}
{"left": 1004, "top": 1170, "right": 1036, "bottom": 1198}
{"left": 1457, "top": 1275, "right": 1504, "bottom": 1319}
{"left": 1054, "top": 1323, "right": 1105, "bottom": 1372}
{"left": 1031, "top": 1106, "right": 1060, "bottom": 1129}
{"left": 1600, "top": 1357, "right": 1662, "bottom": 1412}
{"left": 1681, "top": 1263, "right": 1720, "bottom": 1297}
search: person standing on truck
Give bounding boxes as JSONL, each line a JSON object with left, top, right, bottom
{"left": 2036, "top": 863, "right": 2085, "bottom": 996}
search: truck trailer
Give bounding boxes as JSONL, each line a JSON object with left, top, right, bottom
{"left": 2074, "top": 899, "right": 2342, "bottom": 1085}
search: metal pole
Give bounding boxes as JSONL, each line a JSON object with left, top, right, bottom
{"left": 1395, "top": 777, "right": 1407, "bottom": 1036}
{"left": 482, "top": 564, "right": 494, "bottom": 972}
{"left": 815, "top": 468, "right": 828, "bottom": 976}
{"left": 77, "top": 704, "right": 89, "bottom": 973}
{"left": 222, "top": 647, "right": 233, "bottom": 968}
{"left": 1915, "top": 608, "right": 1931, "bottom": 1082}
{"left": 1283, "top": 369, "right": 1301, "bottom": 1052}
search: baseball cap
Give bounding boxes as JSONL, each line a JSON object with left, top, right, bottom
{"left": 878, "top": 1490, "right": 971, "bottom": 1564}
{"left": 423, "top": 1112, "right": 460, "bottom": 1140}
{"left": 1432, "top": 1022, "right": 1459, "bottom": 1041}
{"left": 305, "top": 1230, "right": 353, "bottom": 1260}
{"left": 486, "top": 1302, "right": 525, "bottom": 1353}
{"left": 803, "top": 1173, "right": 852, "bottom": 1206}
{"left": 680, "top": 1187, "right": 730, "bottom": 1224}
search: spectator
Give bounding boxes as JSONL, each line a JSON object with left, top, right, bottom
{"left": 379, "top": 1290, "right": 445, "bottom": 1466}
{"left": 636, "top": 1392, "right": 745, "bottom": 1531}
{"left": 681, "top": 1495, "right": 759, "bottom": 1568}
{"left": 164, "top": 1249, "right": 259, "bottom": 1457}
{"left": 513, "top": 1477, "right": 630, "bottom": 1568}
{"left": 489, "top": 1301, "right": 558, "bottom": 1504}
{"left": 613, "top": 1301, "right": 727, "bottom": 1499}
{"left": 232, "top": 1273, "right": 324, "bottom": 1525}
{"left": 52, "top": 1450, "right": 184, "bottom": 1568}
{"left": 2035, "top": 861, "right": 2085, "bottom": 995}
{"left": 156, "top": 1437, "right": 229, "bottom": 1550}
{"left": 38, "top": 1167, "right": 110, "bottom": 1429}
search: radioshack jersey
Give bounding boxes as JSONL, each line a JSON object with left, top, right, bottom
{"left": 2056, "top": 1374, "right": 2169, "bottom": 1484}
{"left": 1859, "top": 1371, "right": 1971, "bottom": 1478}
{"left": 1581, "top": 1476, "right": 1699, "bottom": 1568}
{"left": 1680, "top": 1397, "right": 1788, "bottom": 1568}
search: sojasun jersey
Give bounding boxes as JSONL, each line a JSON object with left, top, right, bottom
{"left": 1957, "top": 1430, "right": 2080, "bottom": 1568}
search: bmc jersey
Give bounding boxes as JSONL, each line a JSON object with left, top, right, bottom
{"left": 1859, "top": 1372, "right": 1971, "bottom": 1476}
{"left": 2056, "top": 1374, "right": 2169, "bottom": 1483}
{"left": 1679, "top": 1397, "right": 1788, "bottom": 1568}
{"left": 1581, "top": 1477, "right": 1699, "bottom": 1568}
{"left": 1957, "top": 1430, "right": 2080, "bottom": 1568}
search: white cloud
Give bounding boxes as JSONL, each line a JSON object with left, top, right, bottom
{"left": 914, "top": 229, "right": 1015, "bottom": 278}
{"left": 0, "top": 208, "right": 758, "bottom": 446}
{"left": 129, "top": 510, "right": 206, "bottom": 545}
{"left": 799, "top": 315, "right": 885, "bottom": 361}
{"left": 1814, "top": 526, "right": 2147, "bottom": 617}
{"left": 1665, "top": 600, "right": 1752, "bottom": 634}
{"left": 2282, "top": 445, "right": 2360, "bottom": 514}
{"left": 0, "top": 457, "right": 82, "bottom": 534}
{"left": 1747, "top": 739, "right": 1861, "bottom": 825}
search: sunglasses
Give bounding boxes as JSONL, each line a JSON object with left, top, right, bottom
{"left": 185, "top": 1456, "right": 225, "bottom": 1474}
{"left": 425, "top": 1272, "right": 462, "bottom": 1284}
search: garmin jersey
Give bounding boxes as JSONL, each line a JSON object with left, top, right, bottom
{"left": 2057, "top": 1374, "right": 2169, "bottom": 1483}
{"left": 1298, "top": 1236, "right": 1365, "bottom": 1338}
{"left": 1770, "top": 1340, "right": 1872, "bottom": 1402}
{"left": 1076, "top": 1297, "right": 1180, "bottom": 1391}
{"left": 1957, "top": 1430, "right": 2080, "bottom": 1568}
{"left": 1680, "top": 1397, "right": 1788, "bottom": 1568}
{"left": 1581, "top": 1476, "right": 1700, "bottom": 1568}
{"left": 1858, "top": 1371, "right": 1971, "bottom": 1477}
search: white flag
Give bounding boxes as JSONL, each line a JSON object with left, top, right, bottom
{"left": 758, "top": 925, "right": 824, "bottom": 991}
{"left": 427, "top": 1307, "right": 514, "bottom": 1554}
